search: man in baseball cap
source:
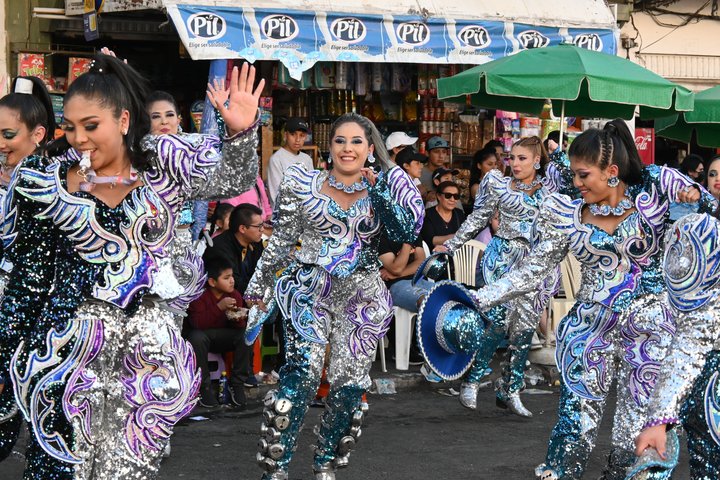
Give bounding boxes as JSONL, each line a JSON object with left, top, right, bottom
{"left": 421, "top": 136, "right": 451, "bottom": 194}
{"left": 385, "top": 131, "right": 418, "bottom": 161}
{"left": 267, "top": 117, "right": 313, "bottom": 205}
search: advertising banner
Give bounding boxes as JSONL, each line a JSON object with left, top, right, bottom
{"left": 167, "top": 4, "right": 617, "bottom": 80}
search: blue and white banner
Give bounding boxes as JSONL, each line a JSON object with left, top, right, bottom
{"left": 167, "top": 4, "right": 617, "bottom": 80}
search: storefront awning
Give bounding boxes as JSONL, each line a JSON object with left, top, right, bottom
{"left": 164, "top": 0, "right": 618, "bottom": 80}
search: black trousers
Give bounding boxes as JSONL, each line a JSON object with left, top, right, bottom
{"left": 186, "top": 328, "right": 252, "bottom": 390}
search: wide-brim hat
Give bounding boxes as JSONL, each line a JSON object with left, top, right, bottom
{"left": 244, "top": 299, "right": 279, "bottom": 346}
{"left": 416, "top": 281, "right": 490, "bottom": 380}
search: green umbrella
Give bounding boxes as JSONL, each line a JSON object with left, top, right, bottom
{"left": 437, "top": 43, "right": 694, "bottom": 141}
{"left": 655, "top": 85, "right": 720, "bottom": 148}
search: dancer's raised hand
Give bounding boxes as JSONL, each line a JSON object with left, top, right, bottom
{"left": 207, "top": 63, "right": 264, "bottom": 135}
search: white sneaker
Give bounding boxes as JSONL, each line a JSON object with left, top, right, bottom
{"left": 420, "top": 363, "right": 443, "bottom": 383}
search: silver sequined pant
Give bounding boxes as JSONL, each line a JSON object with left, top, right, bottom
{"left": 544, "top": 294, "right": 674, "bottom": 479}
{"left": 11, "top": 301, "right": 199, "bottom": 480}
{"left": 257, "top": 268, "right": 391, "bottom": 477}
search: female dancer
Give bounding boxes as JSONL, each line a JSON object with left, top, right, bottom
{"left": 633, "top": 212, "right": 720, "bottom": 479}
{"left": 245, "top": 112, "right": 424, "bottom": 480}
{"left": 466, "top": 120, "right": 715, "bottom": 479}
{"left": 0, "top": 54, "right": 262, "bottom": 478}
{"left": 435, "top": 136, "right": 561, "bottom": 416}
{"left": 0, "top": 75, "right": 57, "bottom": 462}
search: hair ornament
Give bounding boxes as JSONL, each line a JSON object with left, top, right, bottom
{"left": 14, "top": 78, "right": 34, "bottom": 95}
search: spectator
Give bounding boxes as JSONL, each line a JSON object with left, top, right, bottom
{"left": 544, "top": 130, "right": 568, "bottom": 152}
{"left": 186, "top": 256, "right": 250, "bottom": 408}
{"left": 679, "top": 153, "right": 706, "bottom": 185}
{"left": 377, "top": 230, "right": 432, "bottom": 366}
{"left": 267, "top": 117, "right": 313, "bottom": 205}
{"left": 225, "top": 174, "right": 273, "bottom": 223}
{"left": 469, "top": 147, "right": 497, "bottom": 199}
{"left": 396, "top": 147, "right": 429, "bottom": 200}
{"left": 426, "top": 167, "right": 460, "bottom": 209}
{"left": 421, "top": 181, "right": 466, "bottom": 248}
{"left": 385, "top": 131, "right": 418, "bottom": 161}
{"left": 706, "top": 155, "right": 720, "bottom": 200}
{"left": 420, "top": 136, "right": 450, "bottom": 193}
{"left": 484, "top": 139, "right": 506, "bottom": 175}
{"left": 209, "top": 202, "right": 233, "bottom": 237}
{"left": 204, "top": 204, "right": 265, "bottom": 298}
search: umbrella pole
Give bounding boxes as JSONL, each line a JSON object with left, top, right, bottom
{"left": 559, "top": 100, "right": 566, "bottom": 152}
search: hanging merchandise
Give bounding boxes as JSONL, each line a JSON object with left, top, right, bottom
{"left": 371, "top": 63, "right": 383, "bottom": 92}
{"left": 335, "top": 62, "right": 348, "bottom": 90}
{"left": 356, "top": 63, "right": 368, "bottom": 97}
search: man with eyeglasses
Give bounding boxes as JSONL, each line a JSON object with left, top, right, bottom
{"left": 203, "top": 203, "right": 266, "bottom": 387}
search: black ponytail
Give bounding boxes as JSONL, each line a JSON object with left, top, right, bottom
{"left": 64, "top": 53, "right": 151, "bottom": 169}
{"left": 568, "top": 118, "right": 644, "bottom": 186}
{"left": 0, "top": 75, "right": 56, "bottom": 147}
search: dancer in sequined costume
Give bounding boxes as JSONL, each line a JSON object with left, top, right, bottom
{"left": 0, "top": 76, "right": 57, "bottom": 464}
{"left": 245, "top": 113, "right": 424, "bottom": 480}
{"left": 436, "top": 136, "right": 563, "bottom": 417}
{"left": 0, "top": 55, "right": 263, "bottom": 479}
{"left": 633, "top": 213, "right": 720, "bottom": 479}
{"left": 466, "top": 120, "right": 716, "bottom": 479}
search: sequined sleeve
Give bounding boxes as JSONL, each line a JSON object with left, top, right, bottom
{"left": 245, "top": 166, "right": 304, "bottom": 301}
{"left": 472, "top": 193, "right": 571, "bottom": 309}
{"left": 443, "top": 170, "right": 502, "bottom": 253}
{"left": 644, "top": 213, "right": 720, "bottom": 427}
{"left": 142, "top": 118, "right": 260, "bottom": 204}
{"left": 652, "top": 165, "right": 718, "bottom": 215}
{"left": 546, "top": 149, "right": 580, "bottom": 198}
{"left": 0, "top": 155, "right": 57, "bottom": 377}
{"left": 367, "top": 166, "right": 424, "bottom": 243}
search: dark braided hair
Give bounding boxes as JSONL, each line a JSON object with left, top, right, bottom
{"left": 568, "top": 119, "right": 644, "bottom": 185}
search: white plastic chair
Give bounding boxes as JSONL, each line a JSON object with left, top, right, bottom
{"left": 452, "top": 240, "right": 486, "bottom": 287}
{"left": 372, "top": 337, "right": 387, "bottom": 373}
{"left": 393, "top": 306, "right": 415, "bottom": 371}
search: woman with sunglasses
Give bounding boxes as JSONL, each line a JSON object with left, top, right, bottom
{"left": 0, "top": 75, "right": 57, "bottom": 462}
{"left": 246, "top": 112, "right": 423, "bottom": 480}
{"left": 0, "top": 54, "right": 263, "bottom": 479}
{"left": 466, "top": 120, "right": 715, "bottom": 479}
{"left": 434, "top": 136, "right": 561, "bottom": 417}
{"left": 420, "top": 181, "right": 465, "bottom": 250}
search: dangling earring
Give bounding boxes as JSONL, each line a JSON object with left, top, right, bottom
{"left": 327, "top": 153, "right": 333, "bottom": 165}
{"left": 533, "top": 162, "right": 540, "bottom": 170}
{"left": 368, "top": 152, "right": 376, "bottom": 164}
{"left": 607, "top": 176, "right": 620, "bottom": 188}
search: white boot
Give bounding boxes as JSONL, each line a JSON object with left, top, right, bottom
{"left": 459, "top": 382, "right": 480, "bottom": 410}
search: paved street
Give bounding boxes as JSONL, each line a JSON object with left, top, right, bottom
{"left": 3, "top": 377, "right": 690, "bottom": 480}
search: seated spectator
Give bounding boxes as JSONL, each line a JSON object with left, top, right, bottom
{"left": 386, "top": 131, "right": 418, "bottom": 162}
{"left": 484, "top": 139, "right": 506, "bottom": 175}
{"left": 396, "top": 147, "right": 429, "bottom": 201}
{"left": 425, "top": 167, "right": 460, "bottom": 209}
{"left": 421, "top": 181, "right": 466, "bottom": 249}
{"left": 469, "top": 148, "right": 498, "bottom": 200}
{"left": 186, "top": 256, "right": 250, "bottom": 408}
{"left": 420, "top": 136, "right": 450, "bottom": 194}
{"left": 204, "top": 203, "right": 265, "bottom": 297}
{"left": 378, "top": 231, "right": 431, "bottom": 365}
{"left": 679, "top": 153, "right": 706, "bottom": 184}
{"left": 210, "top": 202, "right": 233, "bottom": 237}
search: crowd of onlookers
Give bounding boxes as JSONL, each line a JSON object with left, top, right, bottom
{"left": 184, "top": 118, "right": 720, "bottom": 407}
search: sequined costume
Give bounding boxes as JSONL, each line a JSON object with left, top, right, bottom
{"left": 246, "top": 164, "right": 423, "bottom": 479}
{"left": 0, "top": 123, "right": 259, "bottom": 479}
{"left": 470, "top": 165, "right": 716, "bottom": 479}
{"left": 0, "top": 174, "right": 21, "bottom": 463}
{"left": 443, "top": 168, "right": 561, "bottom": 406}
{"left": 642, "top": 213, "right": 720, "bottom": 479}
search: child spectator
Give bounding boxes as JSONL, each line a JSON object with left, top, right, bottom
{"left": 210, "top": 202, "right": 233, "bottom": 237}
{"left": 186, "top": 256, "right": 250, "bottom": 408}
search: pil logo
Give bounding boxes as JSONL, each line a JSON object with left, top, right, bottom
{"left": 187, "top": 12, "right": 226, "bottom": 40}
{"left": 261, "top": 14, "right": 299, "bottom": 41}
{"left": 330, "top": 17, "right": 367, "bottom": 43}
{"left": 458, "top": 25, "right": 490, "bottom": 49}
{"left": 518, "top": 30, "right": 549, "bottom": 49}
{"left": 573, "top": 33, "right": 603, "bottom": 51}
{"left": 396, "top": 21, "right": 430, "bottom": 46}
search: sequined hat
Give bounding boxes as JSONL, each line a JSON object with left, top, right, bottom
{"left": 416, "top": 281, "right": 490, "bottom": 381}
